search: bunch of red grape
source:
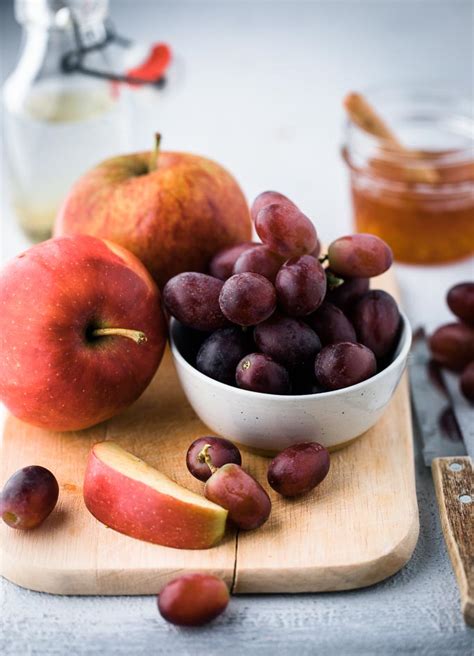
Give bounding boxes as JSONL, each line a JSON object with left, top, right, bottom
{"left": 429, "top": 282, "right": 474, "bottom": 402}
{"left": 163, "top": 191, "right": 400, "bottom": 394}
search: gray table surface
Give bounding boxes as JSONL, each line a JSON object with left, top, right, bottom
{"left": 1, "top": 1, "right": 473, "bottom": 654}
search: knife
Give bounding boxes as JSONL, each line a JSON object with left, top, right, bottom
{"left": 410, "top": 329, "right": 474, "bottom": 627}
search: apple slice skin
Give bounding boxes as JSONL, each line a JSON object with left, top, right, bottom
{"left": 83, "top": 449, "right": 228, "bottom": 550}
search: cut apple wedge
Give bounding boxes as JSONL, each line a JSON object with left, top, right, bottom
{"left": 83, "top": 441, "right": 228, "bottom": 550}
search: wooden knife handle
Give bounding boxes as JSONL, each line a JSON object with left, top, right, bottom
{"left": 432, "top": 456, "right": 474, "bottom": 627}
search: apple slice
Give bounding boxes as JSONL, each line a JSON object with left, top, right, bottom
{"left": 83, "top": 442, "right": 228, "bottom": 550}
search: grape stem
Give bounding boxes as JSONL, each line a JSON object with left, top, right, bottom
{"left": 91, "top": 328, "right": 147, "bottom": 345}
{"left": 198, "top": 444, "right": 218, "bottom": 474}
{"left": 326, "top": 270, "right": 345, "bottom": 290}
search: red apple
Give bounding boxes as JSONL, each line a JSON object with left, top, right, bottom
{"left": 55, "top": 136, "right": 252, "bottom": 288}
{"left": 83, "top": 442, "right": 228, "bottom": 549}
{"left": 0, "top": 235, "right": 167, "bottom": 431}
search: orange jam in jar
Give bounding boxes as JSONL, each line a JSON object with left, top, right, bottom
{"left": 343, "top": 88, "right": 474, "bottom": 264}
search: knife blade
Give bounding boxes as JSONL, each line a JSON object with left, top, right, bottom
{"left": 409, "top": 328, "right": 474, "bottom": 627}
{"left": 410, "top": 329, "right": 465, "bottom": 466}
{"left": 441, "top": 369, "right": 474, "bottom": 460}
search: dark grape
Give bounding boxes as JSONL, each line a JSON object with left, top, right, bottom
{"left": 429, "top": 323, "right": 474, "bottom": 371}
{"left": 275, "top": 255, "right": 327, "bottom": 316}
{"left": 209, "top": 242, "right": 256, "bottom": 280}
{"left": 250, "top": 191, "right": 294, "bottom": 221}
{"left": 255, "top": 203, "right": 318, "bottom": 259}
{"left": 163, "top": 272, "right": 227, "bottom": 331}
{"left": 219, "top": 272, "right": 276, "bottom": 326}
{"left": 158, "top": 574, "right": 229, "bottom": 626}
{"left": 254, "top": 314, "right": 321, "bottom": 370}
{"left": 326, "top": 276, "right": 370, "bottom": 312}
{"left": 196, "top": 327, "right": 252, "bottom": 385}
{"left": 352, "top": 290, "right": 401, "bottom": 359}
{"left": 307, "top": 302, "right": 356, "bottom": 345}
{"left": 314, "top": 342, "right": 377, "bottom": 390}
{"left": 0, "top": 465, "right": 59, "bottom": 530}
{"left": 460, "top": 361, "right": 474, "bottom": 402}
{"left": 205, "top": 463, "right": 271, "bottom": 530}
{"left": 233, "top": 245, "right": 284, "bottom": 282}
{"left": 447, "top": 282, "right": 474, "bottom": 326}
{"left": 236, "top": 353, "right": 291, "bottom": 394}
{"left": 267, "top": 442, "right": 330, "bottom": 497}
{"left": 328, "top": 234, "right": 393, "bottom": 278}
{"left": 186, "top": 436, "right": 242, "bottom": 481}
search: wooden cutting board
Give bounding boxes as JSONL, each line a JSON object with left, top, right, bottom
{"left": 0, "top": 271, "right": 419, "bottom": 595}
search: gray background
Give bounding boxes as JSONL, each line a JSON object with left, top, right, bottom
{"left": 1, "top": 1, "right": 473, "bottom": 654}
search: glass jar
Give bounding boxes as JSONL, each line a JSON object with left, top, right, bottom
{"left": 2, "top": 0, "right": 131, "bottom": 240}
{"left": 342, "top": 87, "right": 474, "bottom": 264}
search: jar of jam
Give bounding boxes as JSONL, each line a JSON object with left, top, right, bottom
{"left": 342, "top": 87, "right": 474, "bottom": 264}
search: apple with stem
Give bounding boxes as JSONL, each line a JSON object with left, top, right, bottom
{"left": 0, "top": 235, "right": 167, "bottom": 431}
{"left": 55, "top": 135, "right": 252, "bottom": 288}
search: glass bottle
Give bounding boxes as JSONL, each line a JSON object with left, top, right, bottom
{"left": 342, "top": 86, "right": 474, "bottom": 264}
{"left": 2, "top": 0, "right": 131, "bottom": 240}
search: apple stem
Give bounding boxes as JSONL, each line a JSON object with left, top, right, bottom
{"left": 91, "top": 328, "right": 147, "bottom": 345}
{"left": 198, "top": 444, "right": 218, "bottom": 474}
{"left": 149, "top": 132, "right": 161, "bottom": 172}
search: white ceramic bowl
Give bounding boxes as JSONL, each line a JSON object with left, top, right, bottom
{"left": 170, "top": 313, "right": 412, "bottom": 453}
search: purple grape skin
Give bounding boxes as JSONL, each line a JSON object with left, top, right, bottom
{"left": 255, "top": 203, "right": 318, "bottom": 259}
{"left": 233, "top": 245, "right": 284, "bottom": 282}
{"left": 0, "top": 466, "right": 59, "bottom": 530}
{"left": 196, "top": 327, "right": 253, "bottom": 385}
{"left": 254, "top": 314, "right": 321, "bottom": 370}
{"left": 352, "top": 290, "right": 401, "bottom": 359}
{"left": 250, "top": 191, "right": 294, "bottom": 222}
{"left": 307, "top": 302, "right": 356, "bottom": 345}
{"left": 275, "top": 255, "right": 327, "bottom": 317}
{"left": 219, "top": 272, "right": 276, "bottom": 327}
{"left": 186, "top": 437, "right": 242, "bottom": 482}
{"left": 209, "top": 242, "right": 256, "bottom": 280}
{"left": 326, "top": 276, "right": 370, "bottom": 312}
{"left": 236, "top": 353, "right": 291, "bottom": 394}
{"left": 447, "top": 282, "right": 474, "bottom": 326}
{"left": 314, "top": 342, "right": 377, "bottom": 391}
{"left": 163, "top": 272, "right": 228, "bottom": 332}
{"left": 328, "top": 234, "right": 393, "bottom": 278}
{"left": 267, "top": 442, "right": 330, "bottom": 497}
{"left": 429, "top": 323, "right": 474, "bottom": 372}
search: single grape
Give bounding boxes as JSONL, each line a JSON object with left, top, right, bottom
{"left": 0, "top": 466, "right": 59, "bottom": 530}
{"left": 314, "top": 342, "right": 377, "bottom": 390}
{"left": 328, "top": 234, "right": 393, "bottom": 278}
{"left": 205, "top": 462, "right": 271, "bottom": 530}
{"left": 158, "top": 574, "right": 229, "bottom": 626}
{"left": 233, "top": 245, "right": 284, "bottom": 282}
{"left": 209, "top": 242, "right": 256, "bottom": 280}
{"left": 326, "top": 276, "right": 369, "bottom": 312}
{"left": 186, "top": 436, "right": 242, "bottom": 482}
{"left": 196, "top": 327, "right": 253, "bottom": 385}
{"left": 250, "top": 191, "right": 294, "bottom": 221}
{"left": 460, "top": 361, "right": 474, "bottom": 402}
{"left": 219, "top": 272, "right": 276, "bottom": 326}
{"left": 255, "top": 203, "right": 318, "bottom": 259}
{"left": 447, "top": 282, "right": 474, "bottom": 326}
{"left": 173, "top": 322, "right": 211, "bottom": 364}
{"left": 352, "top": 290, "right": 401, "bottom": 359}
{"left": 236, "top": 353, "right": 291, "bottom": 394}
{"left": 429, "top": 323, "right": 474, "bottom": 371}
{"left": 307, "top": 302, "right": 356, "bottom": 345}
{"left": 267, "top": 442, "right": 330, "bottom": 497}
{"left": 275, "top": 255, "right": 327, "bottom": 317}
{"left": 163, "top": 272, "right": 227, "bottom": 331}
{"left": 254, "top": 314, "right": 321, "bottom": 370}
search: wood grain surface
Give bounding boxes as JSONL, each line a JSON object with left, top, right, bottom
{"left": 432, "top": 456, "right": 474, "bottom": 627}
{"left": 0, "top": 272, "right": 419, "bottom": 596}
